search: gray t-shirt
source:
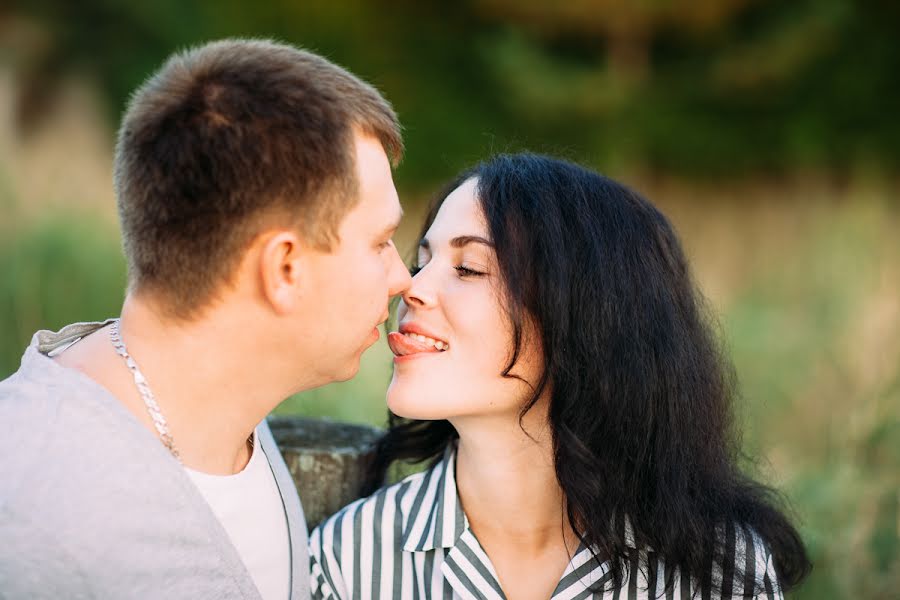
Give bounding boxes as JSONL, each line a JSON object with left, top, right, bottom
{"left": 0, "top": 321, "right": 311, "bottom": 599}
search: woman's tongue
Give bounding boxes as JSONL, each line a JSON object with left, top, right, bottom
{"left": 388, "top": 332, "right": 441, "bottom": 357}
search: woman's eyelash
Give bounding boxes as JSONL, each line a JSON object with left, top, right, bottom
{"left": 408, "top": 264, "right": 485, "bottom": 277}
{"left": 454, "top": 265, "right": 485, "bottom": 277}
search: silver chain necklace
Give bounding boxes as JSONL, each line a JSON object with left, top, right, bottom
{"left": 109, "top": 320, "right": 254, "bottom": 465}
{"left": 109, "top": 319, "right": 182, "bottom": 461}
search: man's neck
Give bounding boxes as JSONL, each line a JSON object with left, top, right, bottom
{"left": 55, "top": 295, "right": 307, "bottom": 474}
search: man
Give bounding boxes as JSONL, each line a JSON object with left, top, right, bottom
{"left": 0, "top": 39, "right": 410, "bottom": 599}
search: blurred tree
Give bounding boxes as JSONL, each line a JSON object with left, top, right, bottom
{"left": 3, "top": 0, "right": 898, "bottom": 181}
{"left": 474, "top": 0, "right": 753, "bottom": 83}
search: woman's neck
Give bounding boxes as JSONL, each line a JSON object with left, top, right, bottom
{"left": 452, "top": 406, "right": 578, "bottom": 554}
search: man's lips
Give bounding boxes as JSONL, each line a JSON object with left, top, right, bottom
{"left": 387, "top": 332, "right": 443, "bottom": 357}
{"left": 366, "top": 315, "right": 389, "bottom": 343}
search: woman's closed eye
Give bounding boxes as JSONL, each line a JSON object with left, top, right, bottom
{"left": 408, "top": 264, "right": 487, "bottom": 278}
{"left": 454, "top": 265, "right": 486, "bottom": 277}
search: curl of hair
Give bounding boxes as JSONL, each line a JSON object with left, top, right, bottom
{"left": 367, "top": 154, "right": 810, "bottom": 595}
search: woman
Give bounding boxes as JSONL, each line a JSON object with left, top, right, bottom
{"left": 309, "top": 154, "right": 810, "bottom": 599}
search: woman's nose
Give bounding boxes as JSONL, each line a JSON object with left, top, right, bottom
{"left": 402, "top": 264, "right": 437, "bottom": 308}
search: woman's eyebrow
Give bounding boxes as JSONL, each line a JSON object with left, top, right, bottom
{"left": 418, "top": 235, "right": 494, "bottom": 250}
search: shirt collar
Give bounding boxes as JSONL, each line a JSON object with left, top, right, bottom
{"left": 401, "top": 443, "right": 467, "bottom": 552}
{"left": 399, "top": 443, "right": 641, "bottom": 600}
{"left": 399, "top": 442, "right": 639, "bottom": 554}
{"left": 33, "top": 319, "right": 118, "bottom": 356}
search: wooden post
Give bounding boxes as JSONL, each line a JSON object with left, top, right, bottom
{"left": 268, "top": 416, "right": 383, "bottom": 530}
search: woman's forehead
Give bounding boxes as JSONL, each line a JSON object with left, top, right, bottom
{"left": 426, "top": 178, "right": 488, "bottom": 242}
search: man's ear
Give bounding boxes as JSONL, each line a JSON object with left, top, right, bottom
{"left": 257, "top": 230, "right": 307, "bottom": 314}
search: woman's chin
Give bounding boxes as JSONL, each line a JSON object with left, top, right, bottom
{"left": 387, "top": 387, "right": 448, "bottom": 421}
{"left": 386, "top": 394, "right": 425, "bottom": 420}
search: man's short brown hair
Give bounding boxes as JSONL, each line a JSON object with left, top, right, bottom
{"left": 114, "top": 38, "right": 402, "bottom": 318}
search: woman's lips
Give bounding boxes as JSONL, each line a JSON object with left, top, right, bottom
{"left": 387, "top": 332, "right": 442, "bottom": 357}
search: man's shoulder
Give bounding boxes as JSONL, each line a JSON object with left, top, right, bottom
{"left": 0, "top": 347, "right": 170, "bottom": 519}
{"left": 0, "top": 371, "right": 255, "bottom": 598}
{"left": 0, "top": 319, "right": 115, "bottom": 432}
{"left": 0, "top": 322, "right": 277, "bottom": 599}
{"left": 0, "top": 320, "right": 129, "bottom": 465}
{"left": 0, "top": 363, "right": 68, "bottom": 497}
{"left": 0, "top": 359, "right": 69, "bottom": 414}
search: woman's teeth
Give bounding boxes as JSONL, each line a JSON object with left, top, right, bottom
{"left": 403, "top": 332, "right": 448, "bottom": 351}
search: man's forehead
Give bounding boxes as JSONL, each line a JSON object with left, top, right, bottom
{"left": 342, "top": 186, "right": 403, "bottom": 236}
{"left": 378, "top": 186, "right": 403, "bottom": 221}
{"left": 345, "top": 133, "right": 401, "bottom": 231}
{"left": 380, "top": 200, "right": 404, "bottom": 233}
{"left": 353, "top": 132, "right": 393, "bottom": 182}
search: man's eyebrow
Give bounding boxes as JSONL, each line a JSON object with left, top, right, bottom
{"left": 418, "top": 235, "right": 494, "bottom": 249}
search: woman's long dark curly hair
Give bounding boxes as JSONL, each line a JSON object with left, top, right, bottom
{"left": 367, "top": 153, "right": 810, "bottom": 595}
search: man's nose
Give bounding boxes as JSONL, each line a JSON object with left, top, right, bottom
{"left": 386, "top": 242, "right": 411, "bottom": 297}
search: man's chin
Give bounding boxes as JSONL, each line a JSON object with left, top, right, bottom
{"left": 326, "top": 339, "right": 374, "bottom": 383}
{"left": 333, "top": 360, "right": 361, "bottom": 383}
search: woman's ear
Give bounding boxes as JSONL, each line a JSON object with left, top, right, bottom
{"left": 258, "top": 230, "right": 306, "bottom": 314}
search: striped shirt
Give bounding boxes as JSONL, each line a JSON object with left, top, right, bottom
{"left": 309, "top": 446, "right": 782, "bottom": 599}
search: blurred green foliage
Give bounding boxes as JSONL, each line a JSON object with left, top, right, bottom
{"left": 0, "top": 213, "right": 126, "bottom": 372}
{"left": 721, "top": 201, "right": 900, "bottom": 598}
{"left": 7, "top": 0, "right": 900, "bottom": 185}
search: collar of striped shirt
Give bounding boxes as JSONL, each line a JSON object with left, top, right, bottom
{"left": 398, "top": 444, "right": 636, "bottom": 599}
{"left": 311, "top": 443, "right": 782, "bottom": 599}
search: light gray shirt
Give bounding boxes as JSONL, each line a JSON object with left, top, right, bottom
{"left": 0, "top": 320, "right": 311, "bottom": 599}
